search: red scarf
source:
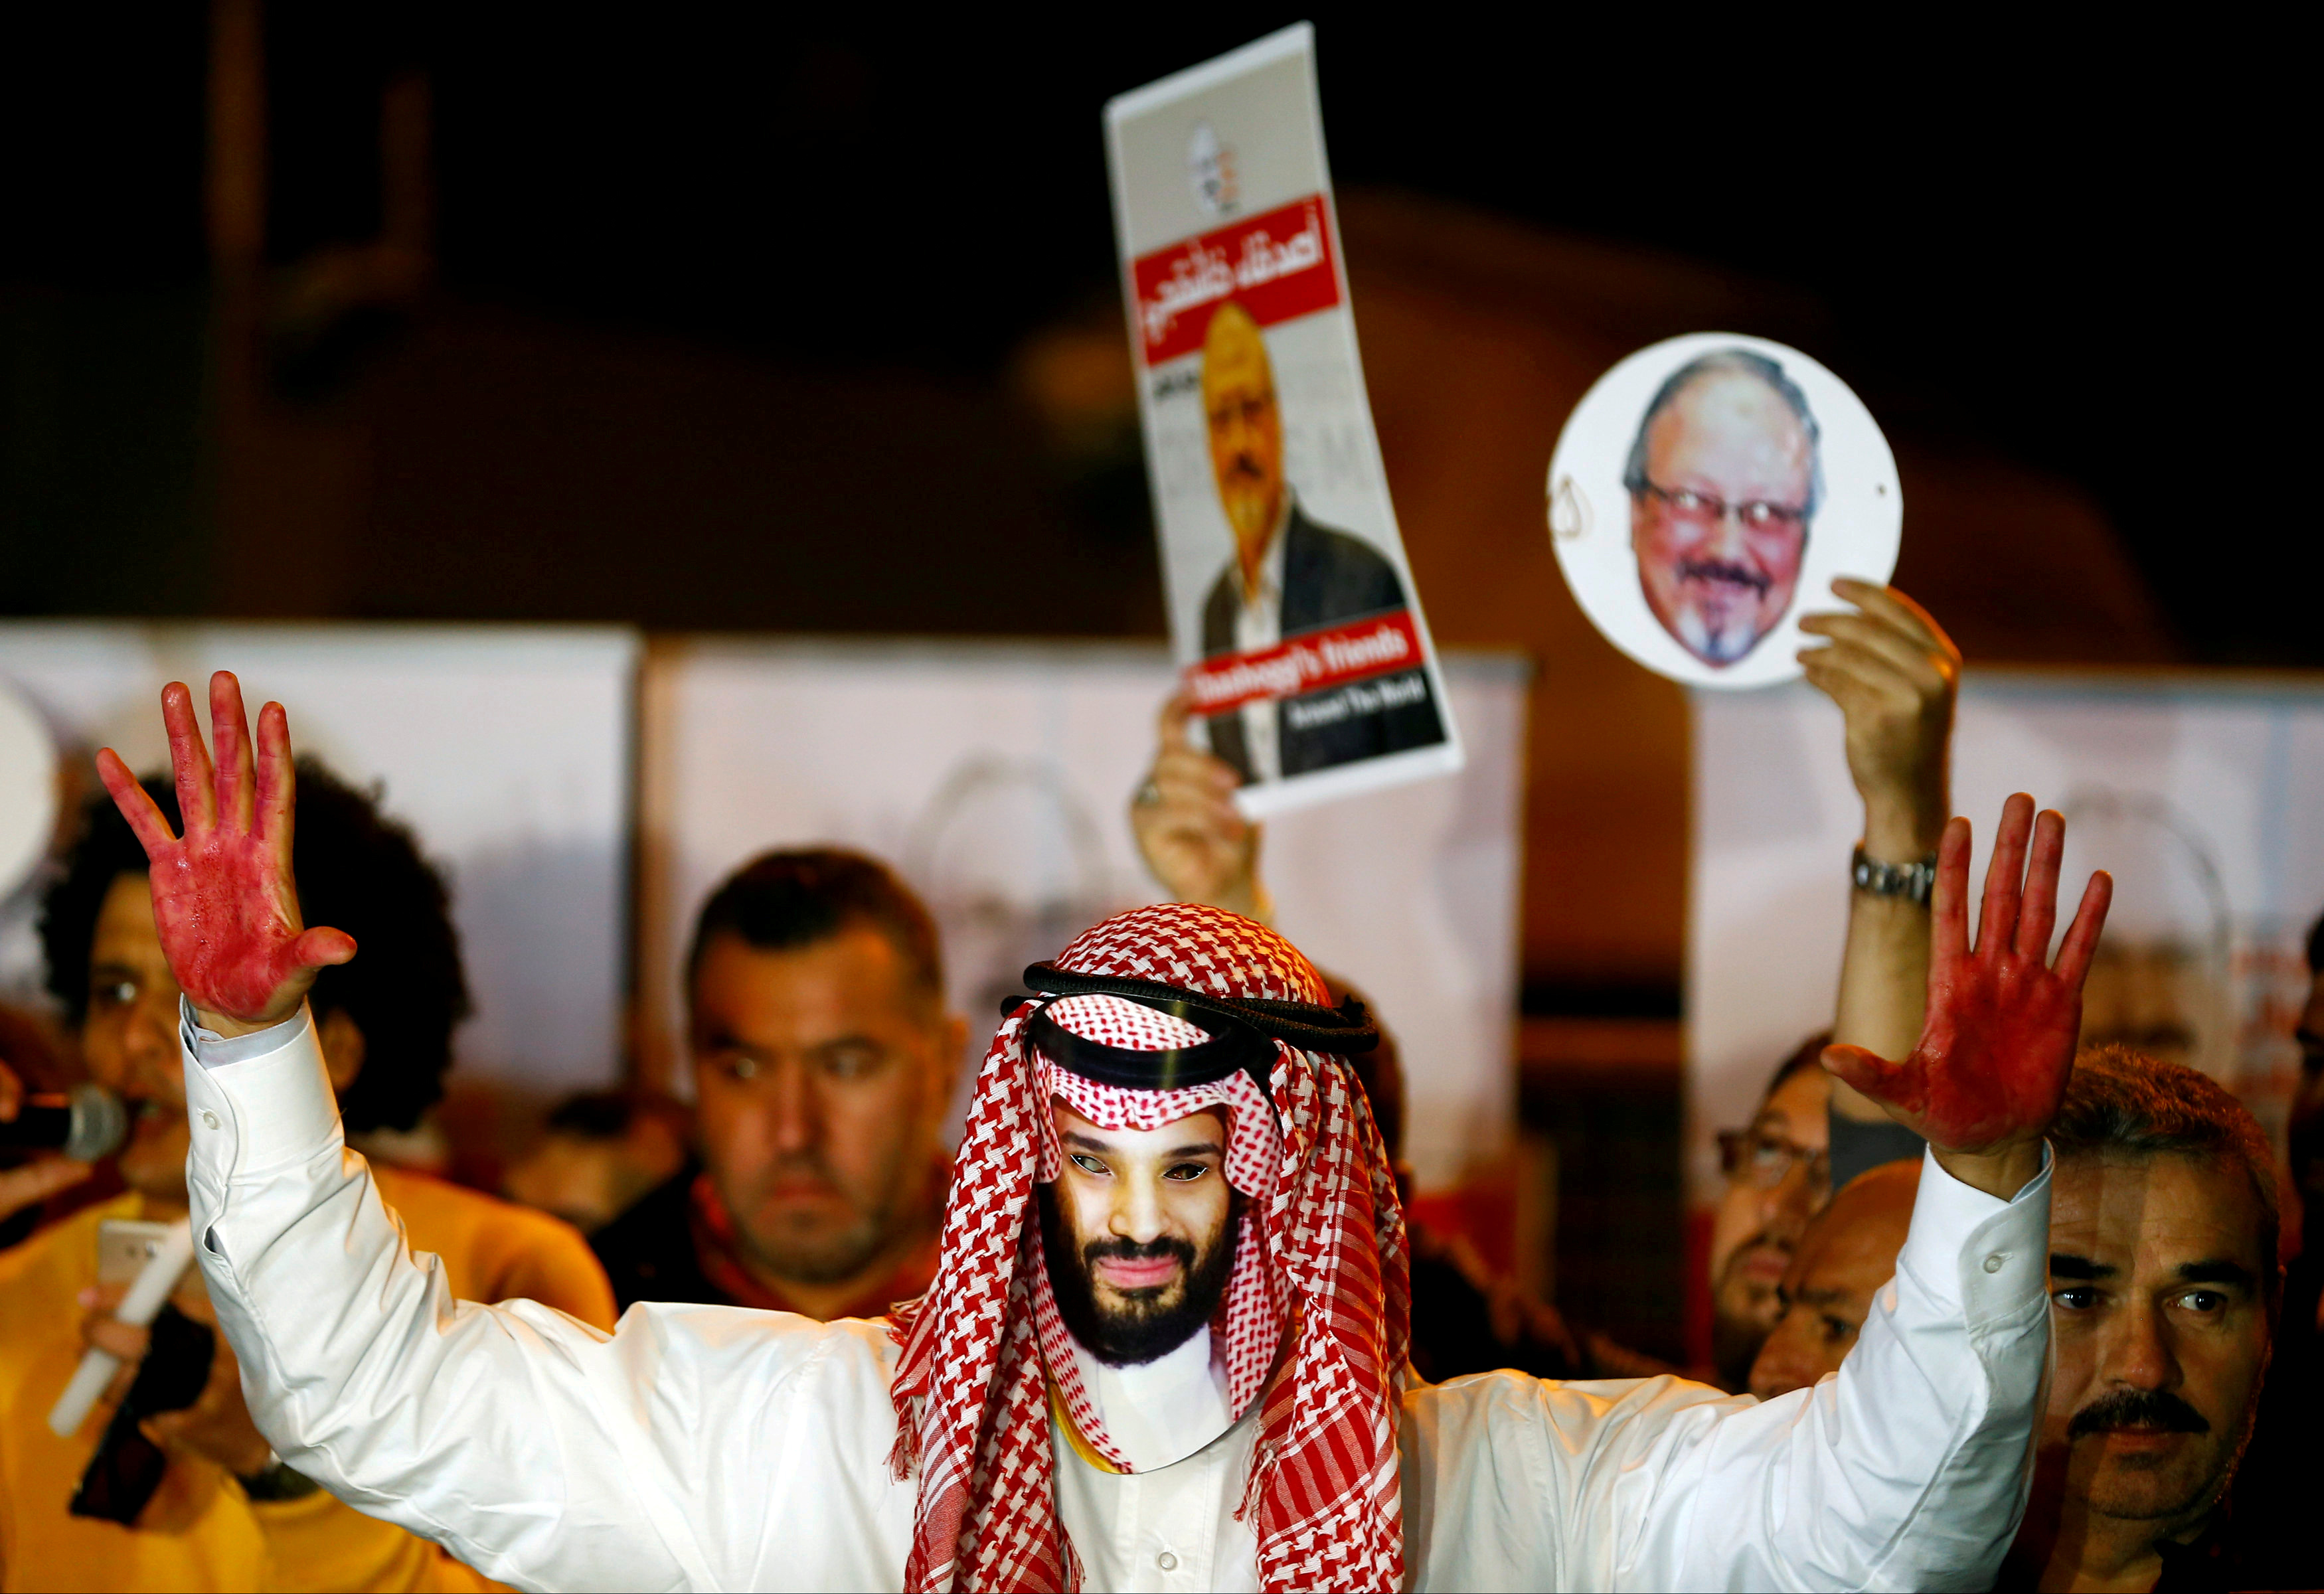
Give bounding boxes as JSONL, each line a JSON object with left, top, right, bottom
{"left": 886, "top": 903, "right": 1408, "bottom": 1592}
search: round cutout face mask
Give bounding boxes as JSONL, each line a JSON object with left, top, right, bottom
{"left": 1029, "top": 995, "right": 1280, "bottom": 1473}
{"left": 1547, "top": 333, "right": 1900, "bottom": 689}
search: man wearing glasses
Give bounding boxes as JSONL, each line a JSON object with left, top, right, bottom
{"left": 1708, "top": 1039, "right": 1835, "bottom": 1386}
{"left": 1625, "top": 348, "right": 1820, "bottom": 668}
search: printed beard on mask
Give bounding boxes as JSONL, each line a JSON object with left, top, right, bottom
{"left": 1675, "top": 601, "right": 1762, "bottom": 666}
{"left": 1037, "top": 1182, "right": 1238, "bottom": 1366}
{"left": 1671, "top": 557, "right": 1775, "bottom": 664}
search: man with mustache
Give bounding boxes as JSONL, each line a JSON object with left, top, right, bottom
{"left": 2003, "top": 1047, "right": 2285, "bottom": 1591}
{"left": 111, "top": 671, "right": 2117, "bottom": 1590}
{"left": 1195, "top": 300, "right": 1444, "bottom": 783}
{"left": 1627, "top": 348, "right": 1819, "bottom": 668}
{"left": 589, "top": 849, "right": 967, "bottom": 1316}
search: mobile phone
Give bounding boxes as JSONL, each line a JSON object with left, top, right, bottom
{"left": 96, "top": 1220, "right": 176, "bottom": 1287}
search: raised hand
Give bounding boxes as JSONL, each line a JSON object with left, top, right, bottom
{"left": 1797, "top": 579, "right": 1958, "bottom": 862}
{"left": 1801, "top": 581, "right": 1961, "bottom": 1101}
{"left": 1129, "top": 694, "right": 1268, "bottom": 921}
{"left": 94, "top": 673, "right": 354, "bottom": 1037}
{"left": 1822, "top": 794, "right": 2112, "bottom": 1200}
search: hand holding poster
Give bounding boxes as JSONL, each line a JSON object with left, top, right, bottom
{"left": 1107, "top": 25, "right": 1462, "bottom": 817}
{"left": 1548, "top": 333, "right": 1902, "bottom": 689}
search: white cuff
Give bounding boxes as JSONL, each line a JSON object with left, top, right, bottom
{"left": 1896, "top": 1142, "right": 2052, "bottom": 1330}
{"left": 180, "top": 997, "right": 312, "bottom": 1070}
{"left": 179, "top": 1000, "right": 341, "bottom": 1199}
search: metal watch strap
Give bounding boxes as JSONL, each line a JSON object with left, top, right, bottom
{"left": 1851, "top": 845, "right": 1938, "bottom": 906}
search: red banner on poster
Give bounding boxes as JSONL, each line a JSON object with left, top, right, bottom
{"left": 1130, "top": 195, "right": 1341, "bottom": 366}
{"left": 1182, "top": 608, "right": 1423, "bottom": 714}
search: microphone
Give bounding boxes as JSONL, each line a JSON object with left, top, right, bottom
{"left": 0, "top": 1084, "right": 129, "bottom": 1162}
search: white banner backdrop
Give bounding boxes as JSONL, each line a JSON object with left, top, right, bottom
{"left": 1689, "top": 671, "right": 2324, "bottom": 1202}
{"left": 0, "top": 623, "right": 637, "bottom": 1094}
{"left": 636, "top": 640, "right": 1527, "bottom": 1191}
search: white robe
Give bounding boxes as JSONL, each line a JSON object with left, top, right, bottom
{"left": 179, "top": 1006, "right": 2052, "bottom": 1592}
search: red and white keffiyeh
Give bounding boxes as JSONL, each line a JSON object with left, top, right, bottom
{"left": 888, "top": 902, "right": 1408, "bottom": 1593}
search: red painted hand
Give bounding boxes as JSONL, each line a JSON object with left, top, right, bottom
{"left": 94, "top": 673, "right": 355, "bottom": 1034}
{"left": 1823, "top": 794, "right": 2112, "bottom": 1196}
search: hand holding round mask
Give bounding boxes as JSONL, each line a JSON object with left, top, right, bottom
{"left": 1547, "top": 333, "right": 1901, "bottom": 688}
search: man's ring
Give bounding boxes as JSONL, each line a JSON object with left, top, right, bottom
{"left": 1134, "top": 779, "right": 1162, "bottom": 808}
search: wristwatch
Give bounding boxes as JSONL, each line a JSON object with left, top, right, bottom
{"left": 1851, "top": 846, "right": 1938, "bottom": 906}
{"left": 238, "top": 1451, "right": 322, "bottom": 1502}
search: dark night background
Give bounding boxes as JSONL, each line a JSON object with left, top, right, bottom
{"left": 3, "top": 8, "right": 2309, "bottom": 661}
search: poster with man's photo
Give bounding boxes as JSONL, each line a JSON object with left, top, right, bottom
{"left": 1546, "top": 333, "right": 1902, "bottom": 690}
{"left": 1105, "top": 23, "right": 1462, "bottom": 818}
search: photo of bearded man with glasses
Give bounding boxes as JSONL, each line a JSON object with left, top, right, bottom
{"left": 1624, "top": 348, "right": 1821, "bottom": 669}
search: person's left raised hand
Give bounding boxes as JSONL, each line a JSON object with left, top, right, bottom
{"left": 94, "top": 673, "right": 354, "bottom": 1038}
{"left": 1821, "top": 794, "right": 2112, "bottom": 1200}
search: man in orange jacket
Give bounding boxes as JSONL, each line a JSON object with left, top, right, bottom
{"left": 0, "top": 763, "right": 614, "bottom": 1593}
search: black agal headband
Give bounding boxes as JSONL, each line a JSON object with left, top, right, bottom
{"left": 1009, "top": 959, "right": 1378, "bottom": 1097}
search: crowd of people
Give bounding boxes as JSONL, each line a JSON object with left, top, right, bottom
{"left": 0, "top": 580, "right": 2314, "bottom": 1591}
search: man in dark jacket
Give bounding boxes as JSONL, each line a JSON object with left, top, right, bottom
{"left": 1195, "top": 301, "right": 1444, "bottom": 782}
{"left": 591, "top": 849, "right": 962, "bottom": 1318}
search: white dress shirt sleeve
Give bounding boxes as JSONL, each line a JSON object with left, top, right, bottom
{"left": 177, "top": 1003, "right": 913, "bottom": 1594}
{"left": 1403, "top": 1144, "right": 2051, "bottom": 1593}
